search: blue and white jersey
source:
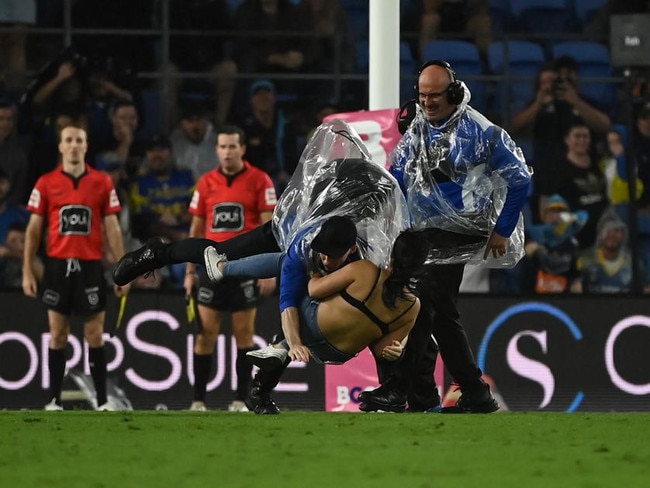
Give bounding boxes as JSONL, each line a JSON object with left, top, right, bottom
{"left": 390, "top": 83, "right": 533, "bottom": 266}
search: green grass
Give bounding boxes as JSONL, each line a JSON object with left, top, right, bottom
{"left": 1, "top": 411, "right": 648, "bottom": 488}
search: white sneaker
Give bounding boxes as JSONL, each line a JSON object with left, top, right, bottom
{"left": 204, "top": 247, "right": 227, "bottom": 283}
{"left": 189, "top": 401, "right": 208, "bottom": 412}
{"left": 246, "top": 344, "right": 288, "bottom": 370}
{"left": 97, "top": 401, "right": 117, "bottom": 411}
{"left": 44, "top": 398, "right": 63, "bottom": 411}
{"left": 228, "top": 400, "right": 249, "bottom": 412}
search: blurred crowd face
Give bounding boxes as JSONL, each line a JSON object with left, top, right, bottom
{"left": 112, "top": 104, "right": 139, "bottom": 135}
{"left": 180, "top": 116, "right": 208, "bottom": 144}
{"left": 145, "top": 146, "right": 173, "bottom": 175}
{"left": 58, "top": 126, "right": 88, "bottom": 166}
{"left": 638, "top": 112, "right": 650, "bottom": 138}
{"left": 251, "top": 88, "right": 275, "bottom": 113}
{"left": 5, "top": 228, "right": 25, "bottom": 258}
{"left": 0, "top": 176, "right": 10, "bottom": 204}
{"left": 216, "top": 133, "right": 245, "bottom": 175}
{"left": 538, "top": 69, "right": 555, "bottom": 100}
{"left": 417, "top": 64, "right": 457, "bottom": 125}
{"left": 564, "top": 125, "right": 591, "bottom": 156}
{"left": 601, "top": 226, "right": 625, "bottom": 252}
{"left": 0, "top": 106, "right": 14, "bottom": 142}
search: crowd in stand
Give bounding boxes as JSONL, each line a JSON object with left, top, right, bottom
{"left": 1, "top": 0, "right": 650, "bottom": 294}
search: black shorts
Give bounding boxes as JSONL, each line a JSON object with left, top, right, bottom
{"left": 197, "top": 272, "right": 259, "bottom": 312}
{"left": 42, "top": 258, "right": 107, "bottom": 316}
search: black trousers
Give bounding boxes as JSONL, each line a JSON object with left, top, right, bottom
{"left": 389, "top": 229, "right": 487, "bottom": 399}
{"left": 157, "top": 221, "right": 281, "bottom": 264}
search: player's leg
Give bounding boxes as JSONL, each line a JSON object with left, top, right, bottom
{"left": 190, "top": 302, "right": 222, "bottom": 411}
{"left": 230, "top": 307, "right": 257, "bottom": 411}
{"left": 45, "top": 310, "right": 70, "bottom": 410}
{"left": 113, "top": 222, "right": 280, "bottom": 286}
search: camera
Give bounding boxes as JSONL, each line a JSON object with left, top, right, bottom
{"left": 553, "top": 76, "right": 566, "bottom": 95}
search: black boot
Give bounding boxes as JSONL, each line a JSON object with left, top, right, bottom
{"left": 112, "top": 237, "right": 167, "bottom": 286}
{"left": 245, "top": 358, "right": 289, "bottom": 415}
{"left": 358, "top": 359, "right": 407, "bottom": 413}
{"left": 441, "top": 382, "right": 500, "bottom": 414}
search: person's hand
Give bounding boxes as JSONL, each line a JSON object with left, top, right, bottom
{"left": 0, "top": 245, "right": 9, "bottom": 258}
{"left": 524, "top": 241, "right": 540, "bottom": 256}
{"left": 114, "top": 282, "right": 131, "bottom": 297}
{"left": 22, "top": 271, "right": 38, "bottom": 298}
{"left": 483, "top": 231, "right": 509, "bottom": 260}
{"left": 282, "top": 51, "right": 304, "bottom": 70}
{"left": 288, "top": 344, "right": 311, "bottom": 363}
{"left": 257, "top": 277, "right": 276, "bottom": 296}
{"left": 381, "top": 340, "right": 404, "bottom": 361}
{"left": 183, "top": 272, "right": 197, "bottom": 296}
{"left": 57, "top": 61, "right": 76, "bottom": 81}
{"left": 560, "top": 80, "right": 580, "bottom": 106}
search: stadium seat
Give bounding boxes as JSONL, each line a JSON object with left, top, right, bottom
{"left": 574, "top": 0, "right": 608, "bottom": 28}
{"left": 487, "top": 40, "right": 547, "bottom": 115}
{"left": 488, "top": 0, "right": 516, "bottom": 35}
{"left": 510, "top": 0, "right": 578, "bottom": 33}
{"left": 421, "top": 40, "right": 487, "bottom": 112}
{"left": 551, "top": 40, "right": 616, "bottom": 114}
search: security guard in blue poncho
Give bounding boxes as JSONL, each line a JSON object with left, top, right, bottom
{"left": 360, "top": 60, "right": 533, "bottom": 413}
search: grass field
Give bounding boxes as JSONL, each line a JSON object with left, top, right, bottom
{"left": 1, "top": 411, "right": 648, "bottom": 488}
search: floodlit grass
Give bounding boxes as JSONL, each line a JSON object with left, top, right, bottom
{"left": 1, "top": 411, "right": 648, "bottom": 488}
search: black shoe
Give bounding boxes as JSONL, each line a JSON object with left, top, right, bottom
{"left": 245, "top": 382, "right": 281, "bottom": 415}
{"left": 112, "top": 237, "right": 167, "bottom": 286}
{"left": 357, "top": 385, "right": 406, "bottom": 413}
{"left": 441, "top": 384, "right": 500, "bottom": 414}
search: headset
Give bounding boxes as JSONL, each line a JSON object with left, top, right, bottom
{"left": 415, "top": 59, "right": 464, "bottom": 106}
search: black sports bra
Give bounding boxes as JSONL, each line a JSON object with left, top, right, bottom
{"left": 339, "top": 268, "right": 417, "bottom": 335}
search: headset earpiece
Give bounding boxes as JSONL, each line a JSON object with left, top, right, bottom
{"left": 415, "top": 59, "right": 464, "bottom": 105}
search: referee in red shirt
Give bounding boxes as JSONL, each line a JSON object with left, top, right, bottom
{"left": 22, "top": 124, "right": 131, "bottom": 411}
{"left": 184, "top": 125, "right": 277, "bottom": 412}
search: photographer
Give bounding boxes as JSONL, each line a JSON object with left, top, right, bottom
{"left": 511, "top": 56, "right": 611, "bottom": 222}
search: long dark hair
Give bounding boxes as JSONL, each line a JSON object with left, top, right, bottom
{"left": 382, "top": 230, "right": 428, "bottom": 308}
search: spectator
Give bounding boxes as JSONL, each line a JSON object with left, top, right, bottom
{"left": 233, "top": 0, "right": 309, "bottom": 95}
{"left": 511, "top": 58, "right": 612, "bottom": 219}
{"left": 0, "top": 0, "right": 36, "bottom": 91}
{"left": 235, "top": 79, "right": 300, "bottom": 196}
{"left": 184, "top": 125, "right": 277, "bottom": 412}
{"left": 0, "top": 221, "right": 43, "bottom": 288}
{"left": 574, "top": 209, "right": 647, "bottom": 293}
{"left": 633, "top": 103, "right": 650, "bottom": 210}
{"left": 401, "top": 0, "right": 493, "bottom": 60}
{"left": 597, "top": 125, "right": 644, "bottom": 213}
{"left": 129, "top": 133, "right": 195, "bottom": 288}
{"left": 545, "top": 122, "right": 609, "bottom": 249}
{"left": 0, "top": 168, "right": 29, "bottom": 244}
{"left": 166, "top": 0, "right": 238, "bottom": 125}
{"left": 296, "top": 0, "right": 356, "bottom": 101}
{"left": 94, "top": 100, "right": 147, "bottom": 180}
{"left": 523, "top": 194, "right": 586, "bottom": 294}
{"left": 23, "top": 48, "right": 134, "bottom": 151}
{"left": 169, "top": 102, "right": 218, "bottom": 181}
{"left": 0, "top": 100, "right": 28, "bottom": 204}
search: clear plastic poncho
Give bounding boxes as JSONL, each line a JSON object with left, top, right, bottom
{"left": 272, "top": 119, "right": 410, "bottom": 268}
{"left": 390, "top": 84, "right": 533, "bottom": 267}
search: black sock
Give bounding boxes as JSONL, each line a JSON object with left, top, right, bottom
{"left": 193, "top": 353, "right": 212, "bottom": 402}
{"left": 236, "top": 347, "right": 256, "bottom": 401}
{"left": 254, "top": 357, "right": 291, "bottom": 393}
{"left": 89, "top": 346, "right": 107, "bottom": 406}
{"left": 48, "top": 348, "right": 66, "bottom": 405}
